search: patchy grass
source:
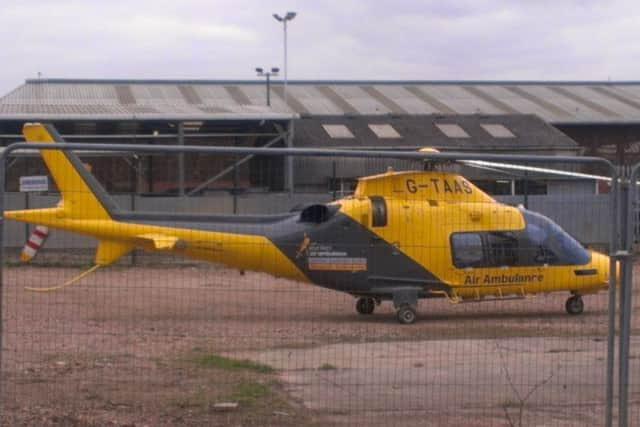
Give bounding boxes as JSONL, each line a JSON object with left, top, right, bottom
{"left": 226, "top": 381, "right": 271, "bottom": 406}
{"left": 194, "top": 353, "right": 274, "bottom": 373}
{"left": 318, "top": 363, "right": 337, "bottom": 371}
{"left": 546, "top": 348, "right": 569, "bottom": 354}
{"left": 161, "top": 351, "right": 319, "bottom": 425}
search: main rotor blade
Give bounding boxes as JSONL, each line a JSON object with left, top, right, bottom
{"left": 461, "top": 160, "right": 612, "bottom": 182}
{"left": 458, "top": 162, "right": 525, "bottom": 177}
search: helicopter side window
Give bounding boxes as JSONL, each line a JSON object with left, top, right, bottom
{"left": 452, "top": 231, "right": 520, "bottom": 268}
{"left": 369, "top": 196, "right": 388, "bottom": 227}
{"left": 451, "top": 233, "right": 484, "bottom": 268}
{"left": 486, "top": 232, "right": 519, "bottom": 266}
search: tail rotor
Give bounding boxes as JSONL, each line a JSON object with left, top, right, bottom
{"left": 20, "top": 225, "right": 50, "bottom": 262}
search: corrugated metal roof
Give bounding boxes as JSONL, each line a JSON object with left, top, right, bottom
{"left": 1, "top": 79, "right": 640, "bottom": 123}
{"left": 294, "top": 115, "right": 579, "bottom": 152}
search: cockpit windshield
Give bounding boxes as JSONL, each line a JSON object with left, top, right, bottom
{"left": 450, "top": 209, "right": 591, "bottom": 268}
{"left": 522, "top": 210, "right": 591, "bottom": 265}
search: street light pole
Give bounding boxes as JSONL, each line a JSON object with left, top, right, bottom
{"left": 267, "top": 72, "right": 271, "bottom": 106}
{"left": 273, "top": 11, "right": 296, "bottom": 108}
{"left": 255, "top": 67, "right": 279, "bottom": 106}
{"left": 283, "top": 19, "right": 288, "bottom": 105}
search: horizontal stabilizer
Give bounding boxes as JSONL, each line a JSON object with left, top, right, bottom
{"left": 134, "top": 233, "right": 182, "bottom": 251}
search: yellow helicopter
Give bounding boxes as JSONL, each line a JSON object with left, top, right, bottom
{"left": 4, "top": 123, "right": 611, "bottom": 324}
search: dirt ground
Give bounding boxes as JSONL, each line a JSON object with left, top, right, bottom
{"left": 1, "top": 260, "right": 638, "bottom": 426}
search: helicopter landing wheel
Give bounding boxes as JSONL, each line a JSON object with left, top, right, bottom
{"left": 565, "top": 295, "right": 584, "bottom": 315}
{"left": 396, "top": 304, "right": 417, "bottom": 324}
{"left": 356, "top": 297, "right": 376, "bottom": 315}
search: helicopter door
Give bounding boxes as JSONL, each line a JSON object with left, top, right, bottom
{"left": 370, "top": 196, "right": 388, "bottom": 227}
{"left": 450, "top": 231, "right": 520, "bottom": 288}
{"left": 368, "top": 196, "right": 391, "bottom": 276}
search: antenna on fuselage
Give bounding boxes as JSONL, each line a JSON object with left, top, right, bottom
{"left": 419, "top": 147, "right": 443, "bottom": 171}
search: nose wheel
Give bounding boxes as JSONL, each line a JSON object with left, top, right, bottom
{"left": 565, "top": 295, "right": 584, "bottom": 315}
{"left": 396, "top": 305, "right": 417, "bottom": 324}
{"left": 355, "top": 297, "right": 376, "bottom": 315}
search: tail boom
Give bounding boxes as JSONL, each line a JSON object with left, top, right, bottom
{"left": 5, "top": 123, "right": 308, "bottom": 280}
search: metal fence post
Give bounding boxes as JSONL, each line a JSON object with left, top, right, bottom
{"left": 177, "top": 122, "right": 185, "bottom": 196}
{"left": 0, "top": 146, "right": 6, "bottom": 418}
{"left": 618, "top": 167, "right": 638, "bottom": 427}
{"left": 606, "top": 172, "right": 620, "bottom": 427}
{"left": 286, "top": 119, "right": 295, "bottom": 195}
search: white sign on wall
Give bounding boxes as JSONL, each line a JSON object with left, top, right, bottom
{"left": 19, "top": 175, "right": 49, "bottom": 192}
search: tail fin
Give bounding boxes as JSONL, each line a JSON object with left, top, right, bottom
{"left": 21, "top": 123, "right": 119, "bottom": 220}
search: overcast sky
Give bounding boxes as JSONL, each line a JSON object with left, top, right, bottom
{"left": 0, "top": 0, "right": 638, "bottom": 96}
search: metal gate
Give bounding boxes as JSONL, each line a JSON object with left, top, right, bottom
{"left": 0, "top": 139, "right": 633, "bottom": 426}
{"left": 617, "top": 165, "right": 640, "bottom": 427}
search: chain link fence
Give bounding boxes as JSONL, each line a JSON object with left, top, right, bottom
{"left": 1, "top": 141, "right": 632, "bottom": 426}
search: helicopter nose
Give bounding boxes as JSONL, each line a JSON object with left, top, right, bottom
{"left": 587, "top": 251, "right": 615, "bottom": 287}
{"left": 605, "top": 256, "right": 620, "bottom": 286}
{"left": 598, "top": 253, "right": 618, "bottom": 286}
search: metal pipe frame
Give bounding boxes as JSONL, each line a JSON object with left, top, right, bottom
{"left": 185, "top": 125, "right": 289, "bottom": 196}
{"left": 0, "top": 133, "right": 283, "bottom": 139}
{"left": 0, "top": 143, "right": 619, "bottom": 163}
{"left": 0, "top": 113, "right": 298, "bottom": 121}
{"left": 286, "top": 119, "right": 294, "bottom": 194}
{"left": 177, "top": 122, "right": 185, "bottom": 196}
{"left": 0, "top": 141, "right": 620, "bottom": 424}
{"left": 606, "top": 173, "right": 620, "bottom": 427}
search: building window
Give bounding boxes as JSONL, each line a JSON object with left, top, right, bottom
{"left": 328, "top": 177, "right": 358, "bottom": 196}
{"left": 472, "top": 180, "right": 513, "bottom": 195}
{"left": 474, "top": 179, "right": 547, "bottom": 196}
{"left": 182, "top": 121, "right": 203, "bottom": 132}
{"left": 481, "top": 123, "right": 515, "bottom": 138}
{"left": 515, "top": 180, "right": 547, "bottom": 195}
{"left": 322, "top": 124, "right": 355, "bottom": 139}
{"left": 368, "top": 124, "right": 401, "bottom": 139}
{"left": 74, "top": 122, "right": 97, "bottom": 134}
{"left": 435, "top": 123, "right": 470, "bottom": 138}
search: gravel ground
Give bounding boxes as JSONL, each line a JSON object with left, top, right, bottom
{"left": 1, "top": 262, "right": 638, "bottom": 426}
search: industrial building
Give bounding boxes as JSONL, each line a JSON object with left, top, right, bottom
{"left": 0, "top": 79, "right": 639, "bottom": 197}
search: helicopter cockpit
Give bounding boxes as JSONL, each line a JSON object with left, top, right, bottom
{"left": 451, "top": 209, "right": 591, "bottom": 268}
{"left": 522, "top": 210, "right": 591, "bottom": 265}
